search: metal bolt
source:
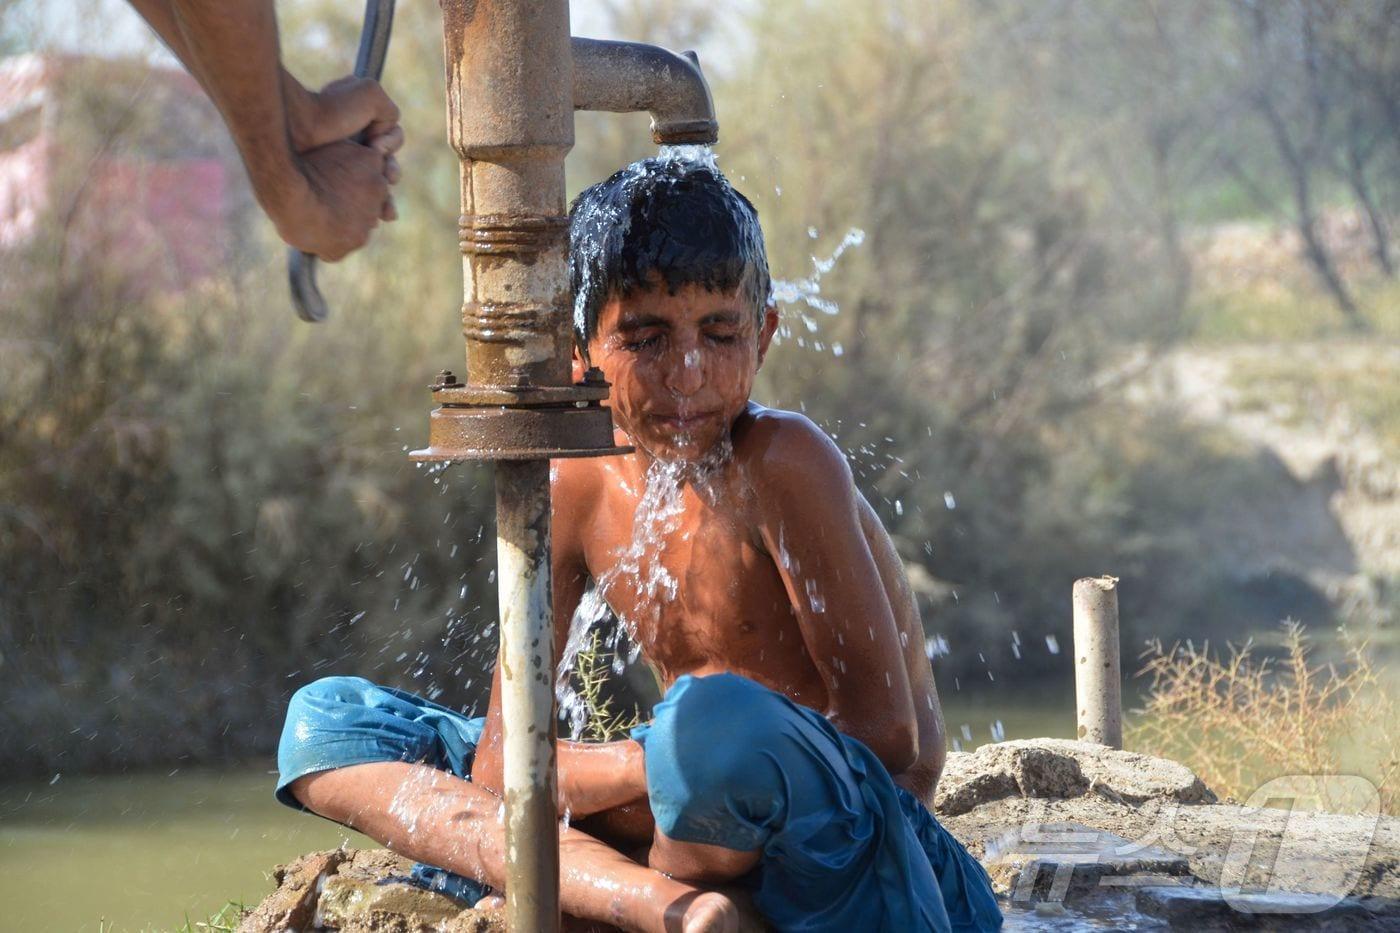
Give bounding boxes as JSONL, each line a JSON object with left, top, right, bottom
{"left": 583, "top": 367, "right": 607, "bottom": 385}
{"left": 433, "top": 370, "right": 458, "bottom": 390}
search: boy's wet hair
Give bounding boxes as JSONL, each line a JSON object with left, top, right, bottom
{"left": 569, "top": 155, "right": 772, "bottom": 349}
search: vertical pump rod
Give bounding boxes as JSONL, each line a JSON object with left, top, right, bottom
{"left": 494, "top": 460, "right": 558, "bottom": 927}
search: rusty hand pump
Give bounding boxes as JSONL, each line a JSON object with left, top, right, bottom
{"left": 406, "top": 3, "right": 718, "bottom": 930}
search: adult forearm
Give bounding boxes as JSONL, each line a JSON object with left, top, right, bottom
{"left": 126, "top": 0, "right": 213, "bottom": 92}
{"left": 163, "top": 0, "right": 301, "bottom": 209}
{"left": 128, "top": 0, "right": 311, "bottom": 141}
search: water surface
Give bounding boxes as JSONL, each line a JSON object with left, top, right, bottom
{"left": 0, "top": 768, "right": 373, "bottom": 932}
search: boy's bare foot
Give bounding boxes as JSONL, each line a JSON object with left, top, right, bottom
{"left": 473, "top": 895, "right": 626, "bottom": 932}
{"left": 663, "top": 891, "right": 739, "bottom": 933}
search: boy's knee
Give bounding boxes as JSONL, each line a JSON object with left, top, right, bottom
{"left": 277, "top": 675, "right": 423, "bottom": 810}
{"left": 644, "top": 674, "right": 792, "bottom": 843}
{"left": 289, "top": 675, "right": 374, "bottom": 712}
{"left": 656, "top": 673, "right": 789, "bottom": 748}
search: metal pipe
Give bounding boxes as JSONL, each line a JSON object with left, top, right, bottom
{"left": 572, "top": 37, "right": 717, "bottom": 144}
{"left": 1073, "top": 575, "right": 1123, "bottom": 749}
{"left": 439, "top": 3, "right": 571, "bottom": 928}
{"left": 495, "top": 459, "right": 558, "bottom": 930}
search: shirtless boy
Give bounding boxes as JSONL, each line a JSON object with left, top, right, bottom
{"left": 276, "top": 157, "right": 1002, "bottom": 932}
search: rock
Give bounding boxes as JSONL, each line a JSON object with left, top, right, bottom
{"left": 934, "top": 739, "right": 1216, "bottom": 816}
{"left": 1135, "top": 883, "right": 1400, "bottom": 930}
{"left": 985, "top": 821, "right": 1190, "bottom": 906}
{"left": 240, "top": 848, "right": 503, "bottom": 933}
{"left": 245, "top": 740, "right": 1400, "bottom": 930}
{"left": 239, "top": 850, "right": 348, "bottom": 933}
{"left": 317, "top": 873, "right": 475, "bottom": 932}
{"left": 943, "top": 793, "right": 1400, "bottom": 901}
{"left": 932, "top": 736, "right": 1400, "bottom": 926}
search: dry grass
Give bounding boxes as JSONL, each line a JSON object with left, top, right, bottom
{"left": 1129, "top": 621, "right": 1400, "bottom": 815}
{"left": 571, "top": 629, "right": 647, "bottom": 742}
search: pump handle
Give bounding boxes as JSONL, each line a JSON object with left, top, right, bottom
{"left": 288, "top": 0, "right": 396, "bottom": 323}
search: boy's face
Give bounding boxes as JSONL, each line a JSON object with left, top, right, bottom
{"left": 586, "top": 282, "right": 779, "bottom": 462}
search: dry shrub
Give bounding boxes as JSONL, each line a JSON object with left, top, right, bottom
{"left": 1129, "top": 621, "right": 1400, "bottom": 815}
{"left": 570, "top": 629, "right": 648, "bottom": 742}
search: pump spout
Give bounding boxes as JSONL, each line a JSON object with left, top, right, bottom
{"left": 572, "top": 37, "right": 718, "bottom": 145}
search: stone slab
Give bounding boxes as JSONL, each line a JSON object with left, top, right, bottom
{"left": 936, "top": 740, "right": 1216, "bottom": 817}
{"left": 988, "top": 821, "right": 1190, "bottom": 906}
{"left": 1135, "top": 883, "right": 1400, "bottom": 931}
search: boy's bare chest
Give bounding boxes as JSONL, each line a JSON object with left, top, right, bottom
{"left": 582, "top": 481, "right": 823, "bottom": 698}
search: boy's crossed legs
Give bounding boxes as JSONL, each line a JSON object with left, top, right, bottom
{"left": 276, "top": 677, "right": 739, "bottom": 933}
{"left": 276, "top": 674, "right": 1002, "bottom": 933}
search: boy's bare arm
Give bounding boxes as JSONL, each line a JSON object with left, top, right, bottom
{"left": 856, "top": 495, "right": 946, "bottom": 803}
{"left": 749, "top": 414, "right": 919, "bottom": 774}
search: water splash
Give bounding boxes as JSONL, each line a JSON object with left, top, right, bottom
{"left": 771, "top": 227, "right": 865, "bottom": 312}
{"left": 555, "top": 450, "right": 735, "bottom": 738}
{"left": 657, "top": 143, "right": 719, "bottom": 171}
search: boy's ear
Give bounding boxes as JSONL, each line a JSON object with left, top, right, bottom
{"left": 756, "top": 304, "right": 780, "bottom": 368}
{"left": 571, "top": 343, "right": 586, "bottom": 383}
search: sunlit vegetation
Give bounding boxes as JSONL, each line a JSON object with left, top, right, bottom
{"left": 1129, "top": 622, "right": 1400, "bottom": 815}
{"left": 2, "top": 0, "right": 1396, "bottom": 781}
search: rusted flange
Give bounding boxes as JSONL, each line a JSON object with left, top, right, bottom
{"left": 409, "top": 370, "right": 632, "bottom": 462}
{"left": 431, "top": 383, "right": 611, "bottom": 407}
{"left": 409, "top": 405, "right": 632, "bottom": 461}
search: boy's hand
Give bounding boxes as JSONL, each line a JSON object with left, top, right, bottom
{"left": 267, "top": 73, "right": 403, "bottom": 260}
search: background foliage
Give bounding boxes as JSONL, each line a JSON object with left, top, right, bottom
{"left": 2, "top": 0, "right": 1397, "bottom": 775}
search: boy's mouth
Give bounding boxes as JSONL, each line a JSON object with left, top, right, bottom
{"left": 649, "top": 411, "right": 720, "bottom": 433}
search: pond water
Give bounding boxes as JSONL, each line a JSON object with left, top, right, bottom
{"left": 0, "top": 768, "right": 374, "bottom": 932}
{"left": 0, "top": 692, "right": 1075, "bottom": 932}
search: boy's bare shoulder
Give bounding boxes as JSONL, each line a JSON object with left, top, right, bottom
{"left": 731, "top": 403, "right": 852, "bottom": 496}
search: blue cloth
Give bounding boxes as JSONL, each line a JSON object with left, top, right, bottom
{"left": 279, "top": 673, "right": 1004, "bottom": 931}
{"left": 633, "top": 672, "right": 1003, "bottom": 933}
{"left": 275, "top": 675, "right": 491, "bottom": 904}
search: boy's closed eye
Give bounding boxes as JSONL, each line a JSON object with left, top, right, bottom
{"left": 620, "top": 333, "right": 662, "bottom": 352}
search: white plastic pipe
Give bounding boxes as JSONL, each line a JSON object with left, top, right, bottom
{"left": 1073, "top": 575, "right": 1122, "bottom": 749}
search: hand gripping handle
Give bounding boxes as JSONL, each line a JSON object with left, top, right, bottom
{"left": 288, "top": 0, "right": 396, "bottom": 323}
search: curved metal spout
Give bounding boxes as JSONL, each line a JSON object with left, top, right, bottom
{"left": 571, "top": 37, "right": 717, "bottom": 145}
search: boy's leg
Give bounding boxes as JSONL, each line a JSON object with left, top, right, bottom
{"left": 633, "top": 673, "right": 1003, "bottom": 933}
{"left": 277, "top": 676, "right": 741, "bottom": 933}
{"left": 288, "top": 762, "right": 738, "bottom": 933}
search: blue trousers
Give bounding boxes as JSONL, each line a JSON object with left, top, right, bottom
{"left": 635, "top": 673, "right": 1002, "bottom": 932}
{"left": 276, "top": 673, "right": 1003, "bottom": 932}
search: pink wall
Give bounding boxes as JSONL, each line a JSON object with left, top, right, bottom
{"left": 0, "top": 53, "right": 231, "bottom": 291}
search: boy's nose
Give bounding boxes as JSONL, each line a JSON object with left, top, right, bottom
{"left": 663, "top": 345, "right": 706, "bottom": 397}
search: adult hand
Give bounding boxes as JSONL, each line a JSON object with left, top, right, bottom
{"left": 270, "top": 74, "right": 404, "bottom": 260}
